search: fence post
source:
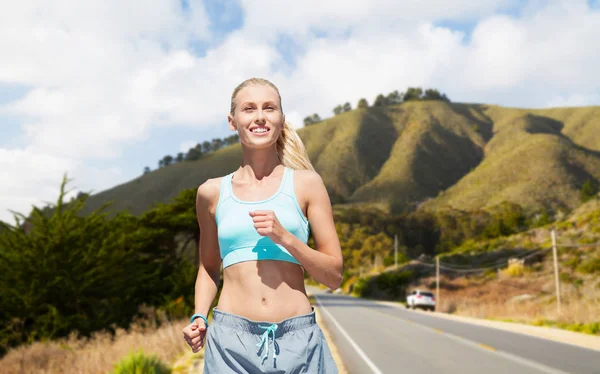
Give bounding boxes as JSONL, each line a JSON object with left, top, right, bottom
{"left": 436, "top": 256, "right": 440, "bottom": 309}
{"left": 394, "top": 234, "right": 398, "bottom": 269}
{"left": 551, "top": 229, "right": 561, "bottom": 314}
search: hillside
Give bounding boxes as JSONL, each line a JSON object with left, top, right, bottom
{"left": 82, "top": 102, "right": 600, "bottom": 216}
{"left": 422, "top": 107, "right": 600, "bottom": 212}
{"left": 347, "top": 197, "right": 600, "bottom": 333}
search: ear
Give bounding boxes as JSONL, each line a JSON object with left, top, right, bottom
{"left": 281, "top": 113, "right": 286, "bottom": 128}
{"left": 227, "top": 114, "right": 236, "bottom": 131}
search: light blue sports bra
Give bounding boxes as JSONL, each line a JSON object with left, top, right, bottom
{"left": 215, "top": 167, "right": 309, "bottom": 269}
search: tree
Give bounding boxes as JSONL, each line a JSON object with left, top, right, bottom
{"left": 0, "top": 175, "right": 177, "bottom": 354}
{"left": 211, "top": 138, "right": 223, "bottom": 152}
{"left": 185, "top": 144, "right": 203, "bottom": 161}
{"left": 163, "top": 155, "right": 174, "bottom": 167}
{"left": 333, "top": 105, "right": 343, "bottom": 116}
{"left": 357, "top": 98, "right": 369, "bottom": 109}
{"left": 303, "top": 114, "right": 321, "bottom": 126}
{"left": 224, "top": 134, "right": 239, "bottom": 145}
{"left": 158, "top": 160, "right": 164, "bottom": 168}
{"left": 387, "top": 90, "right": 403, "bottom": 105}
{"left": 374, "top": 94, "right": 388, "bottom": 107}
{"left": 143, "top": 166, "right": 151, "bottom": 174}
{"left": 343, "top": 102, "right": 352, "bottom": 112}
{"left": 581, "top": 179, "right": 599, "bottom": 202}
{"left": 403, "top": 87, "right": 423, "bottom": 101}
{"left": 423, "top": 89, "right": 443, "bottom": 100}
{"left": 201, "top": 141, "right": 212, "bottom": 154}
{"left": 176, "top": 152, "right": 184, "bottom": 163}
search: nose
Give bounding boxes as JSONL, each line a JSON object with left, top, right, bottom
{"left": 255, "top": 109, "right": 266, "bottom": 124}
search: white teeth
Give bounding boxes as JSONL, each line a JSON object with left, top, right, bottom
{"left": 251, "top": 128, "right": 268, "bottom": 133}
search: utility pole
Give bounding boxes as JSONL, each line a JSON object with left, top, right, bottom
{"left": 551, "top": 229, "right": 561, "bottom": 314}
{"left": 436, "top": 256, "right": 440, "bottom": 308}
{"left": 394, "top": 234, "right": 398, "bottom": 268}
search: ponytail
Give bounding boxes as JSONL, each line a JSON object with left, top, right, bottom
{"left": 277, "top": 121, "right": 314, "bottom": 171}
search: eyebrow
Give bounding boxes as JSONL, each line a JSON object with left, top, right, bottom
{"left": 240, "top": 101, "right": 278, "bottom": 107}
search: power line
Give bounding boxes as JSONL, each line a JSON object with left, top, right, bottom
{"left": 415, "top": 247, "right": 552, "bottom": 273}
{"left": 431, "top": 247, "right": 548, "bottom": 270}
{"left": 556, "top": 242, "right": 600, "bottom": 248}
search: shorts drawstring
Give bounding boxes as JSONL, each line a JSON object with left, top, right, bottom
{"left": 256, "top": 323, "right": 279, "bottom": 364}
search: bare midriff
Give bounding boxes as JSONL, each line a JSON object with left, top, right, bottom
{"left": 217, "top": 260, "right": 312, "bottom": 322}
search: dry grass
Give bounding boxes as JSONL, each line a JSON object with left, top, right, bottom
{"left": 0, "top": 301, "right": 350, "bottom": 374}
{"left": 422, "top": 268, "right": 600, "bottom": 328}
{"left": 0, "top": 307, "right": 191, "bottom": 374}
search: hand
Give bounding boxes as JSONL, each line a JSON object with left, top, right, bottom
{"left": 249, "top": 210, "right": 291, "bottom": 245}
{"left": 182, "top": 319, "right": 207, "bottom": 353}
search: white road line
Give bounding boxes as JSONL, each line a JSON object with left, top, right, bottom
{"left": 371, "top": 308, "right": 570, "bottom": 374}
{"left": 314, "top": 295, "right": 383, "bottom": 374}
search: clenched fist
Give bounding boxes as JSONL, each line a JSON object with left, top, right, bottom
{"left": 249, "top": 210, "right": 291, "bottom": 245}
{"left": 182, "top": 319, "right": 207, "bottom": 353}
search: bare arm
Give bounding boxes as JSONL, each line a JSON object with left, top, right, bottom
{"left": 193, "top": 180, "right": 222, "bottom": 317}
{"left": 251, "top": 171, "right": 343, "bottom": 289}
{"left": 286, "top": 171, "right": 343, "bottom": 289}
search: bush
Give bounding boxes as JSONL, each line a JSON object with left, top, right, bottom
{"left": 483, "top": 269, "right": 497, "bottom": 279}
{"left": 112, "top": 350, "right": 171, "bottom": 374}
{"left": 0, "top": 176, "right": 198, "bottom": 355}
{"left": 580, "top": 179, "right": 598, "bottom": 203}
{"left": 576, "top": 256, "right": 600, "bottom": 274}
{"left": 502, "top": 262, "right": 525, "bottom": 277}
{"left": 352, "top": 277, "right": 368, "bottom": 296}
{"left": 356, "top": 270, "right": 413, "bottom": 299}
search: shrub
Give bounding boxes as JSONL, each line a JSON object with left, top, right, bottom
{"left": 502, "top": 262, "right": 525, "bottom": 277}
{"left": 483, "top": 269, "right": 497, "bottom": 279}
{"left": 565, "top": 256, "right": 580, "bottom": 270}
{"left": 112, "top": 350, "right": 171, "bottom": 374}
{"left": 353, "top": 277, "right": 369, "bottom": 296}
{"left": 576, "top": 256, "right": 600, "bottom": 274}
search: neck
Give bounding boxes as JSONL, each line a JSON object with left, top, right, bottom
{"left": 239, "top": 146, "right": 283, "bottom": 179}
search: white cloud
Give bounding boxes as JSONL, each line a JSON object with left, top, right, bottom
{"left": 179, "top": 140, "right": 197, "bottom": 153}
{"left": 0, "top": 147, "right": 122, "bottom": 222}
{"left": 544, "top": 94, "right": 600, "bottom": 108}
{"left": 0, "top": 0, "right": 213, "bottom": 220}
{"left": 273, "top": 0, "right": 600, "bottom": 115}
{"left": 238, "top": 0, "right": 517, "bottom": 38}
{"left": 1, "top": 0, "right": 600, "bottom": 221}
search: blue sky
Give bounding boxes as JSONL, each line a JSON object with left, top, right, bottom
{"left": 1, "top": 0, "right": 599, "bottom": 221}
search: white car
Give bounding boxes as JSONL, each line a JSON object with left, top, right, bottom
{"left": 406, "top": 290, "right": 436, "bottom": 311}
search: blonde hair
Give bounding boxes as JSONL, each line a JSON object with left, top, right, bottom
{"left": 230, "top": 78, "right": 314, "bottom": 171}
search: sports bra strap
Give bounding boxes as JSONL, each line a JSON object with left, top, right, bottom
{"left": 217, "top": 172, "right": 233, "bottom": 206}
{"left": 280, "top": 167, "right": 296, "bottom": 197}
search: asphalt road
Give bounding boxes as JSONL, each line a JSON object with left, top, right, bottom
{"left": 310, "top": 288, "right": 600, "bottom": 374}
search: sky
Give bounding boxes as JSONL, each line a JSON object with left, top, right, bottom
{"left": 1, "top": 0, "right": 599, "bottom": 222}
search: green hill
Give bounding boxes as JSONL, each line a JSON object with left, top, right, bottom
{"left": 82, "top": 102, "right": 600, "bottom": 216}
{"left": 421, "top": 106, "right": 600, "bottom": 213}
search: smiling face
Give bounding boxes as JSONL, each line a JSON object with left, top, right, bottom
{"left": 228, "top": 84, "right": 285, "bottom": 149}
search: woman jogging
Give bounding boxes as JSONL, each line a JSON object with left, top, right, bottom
{"left": 182, "top": 77, "right": 343, "bottom": 373}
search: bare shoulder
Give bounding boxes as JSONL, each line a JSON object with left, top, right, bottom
{"left": 196, "top": 177, "right": 223, "bottom": 209}
{"left": 293, "top": 169, "right": 329, "bottom": 206}
{"left": 293, "top": 169, "right": 324, "bottom": 187}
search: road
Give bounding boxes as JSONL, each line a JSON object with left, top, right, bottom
{"left": 310, "top": 289, "right": 600, "bottom": 374}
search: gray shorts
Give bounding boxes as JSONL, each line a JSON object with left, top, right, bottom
{"left": 203, "top": 307, "right": 339, "bottom": 374}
